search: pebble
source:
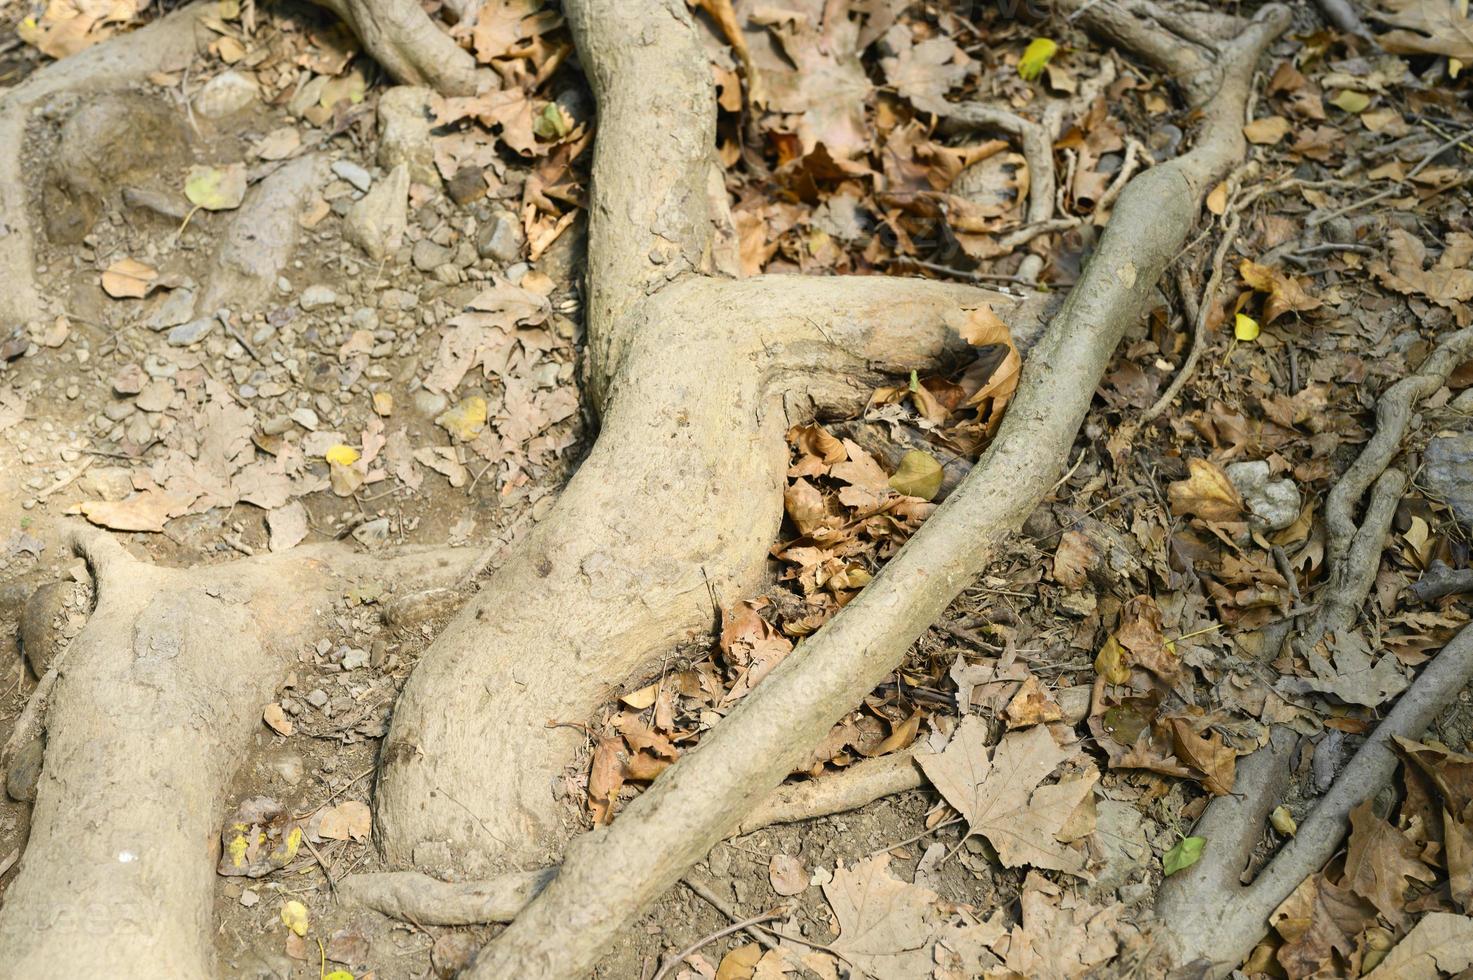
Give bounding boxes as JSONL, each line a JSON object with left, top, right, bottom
{"left": 352, "top": 518, "right": 391, "bottom": 548}
{"left": 1226, "top": 460, "right": 1301, "bottom": 531}
{"left": 340, "top": 646, "right": 370, "bottom": 670}
{"left": 476, "top": 210, "right": 524, "bottom": 263}
{"left": 344, "top": 164, "right": 408, "bottom": 259}
{"left": 194, "top": 70, "right": 259, "bottom": 118}
{"left": 300, "top": 284, "right": 337, "bottom": 311}
{"left": 331, "top": 159, "right": 373, "bottom": 193}
{"left": 167, "top": 317, "right": 216, "bottom": 347}
{"left": 290, "top": 407, "right": 320, "bottom": 430}
{"left": 306, "top": 689, "right": 329, "bottom": 708}
{"left": 412, "top": 239, "right": 454, "bottom": 272}
{"left": 413, "top": 389, "right": 448, "bottom": 416}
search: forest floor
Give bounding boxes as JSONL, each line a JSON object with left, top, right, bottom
{"left": 2, "top": 0, "right": 1473, "bottom": 977}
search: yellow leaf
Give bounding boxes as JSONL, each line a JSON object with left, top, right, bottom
{"left": 1018, "top": 38, "right": 1057, "bottom": 81}
{"left": 371, "top": 391, "right": 393, "bottom": 417}
{"left": 620, "top": 683, "right": 658, "bottom": 710}
{"left": 184, "top": 163, "right": 247, "bottom": 211}
{"left": 1270, "top": 805, "right": 1297, "bottom": 836}
{"left": 1242, "top": 115, "right": 1291, "bottom": 144}
{"left": 1205, "top": 181, "right": 1229, "bottom": 216}
{"left": 280, "top": 900, "right": 309, "bottom": 937}
{"left": 1234, "top": 313, "right": 1260, "bottom": 341}
{"left": 324, "top": 444, "right": 360, "bottom": 466}
{"left": 436, "top": 396, "right": 488, "bottom": 441}
{"left": 1095, "top": 635, "right": 1131, "bottom": 685}
{"left": 889, "top": 450, "right": 943, "bottom": 500}
{"left": 324, "top": 973, "right": 355, "bottom": 980}
{"left": 1330, "top": 89, "right": 1371, "bottom": 113}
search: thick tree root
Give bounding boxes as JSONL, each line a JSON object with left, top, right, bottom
{"left": 1154, "top": 625, "right": 1473, "bottom": 977}
{"left": 308, "top": 0, "right": 480, "bottom": 96}
{"left": 373, "top": 274, "right": 1028, "bottom": 873}
{"left": 0, "top": 531, "right": 474, "bottom": 979}
{"left": 458, "top": 7, "right": 1290, "bottom": 976}
{"left": 344, "top": 751, "right": 924, "bottom": 924}
{"left": 0, "top": 2, "right": 222, "bottom": 326}
{"left": 1154, "top": 326, "right": 1473, "bottom": 975}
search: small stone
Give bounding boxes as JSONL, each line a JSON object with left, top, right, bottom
{"left": 239, "top": 890, "right": 260, "bottom": 908}
{"left": 476, "top": 210, "right": 524, "bottom": 263}
{"left": 146, "top": 288, "right": 196, "bottom": 331}
{"left": 341, "top": 646, "right": 370, "bottom": 670}
{"left": 290, "top": 407, "right": 320, "bottom": 430}
{"left": 194, "top": 70, "right": 259, "bottom": 118}
{"left": 306, "top": 689, "right": 329, "bottom": 708}
{"left": 379, "top": 288, "right": 418, "bottom": 311}
{"left": 377, "top": 86, "right": 439, "bottom": 187}
{"left": 331, "top": 159, "right": 373, "bottom": 193}
{"left": 351, "top": 517, "right": 391, "bottom": 547}
{"left": 446, "top": 167, "right": 487, "bottom": 205}
{"left": 167, "top": 317, "right": 216, "bottom": 347}
{"left": 81, "top": 466, "right": 133, "bottom": 501}
{"left": 343, "top": 164, "right": 408, "bottom": 260}
{"left": 350, "top": 308, "right": 379, "bottom": 331}
{"left": 300, "top": 284, "right": 337, "bottom": 311}
{"left": 412, "top": 239, "right": 454, "bottom": 272}
{"left": 134, "top": 379, "right": 175, "bottom": 413}
{"left": 413, "top": 389, "right": 448, "bottom": 416}
{"left": 1226, "top": 460, "right": 1301, "bottom": 531}
{"left": 111, "top": 363, "right": 145, "bottom": 394}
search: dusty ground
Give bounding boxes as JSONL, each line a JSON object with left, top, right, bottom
{"left": 4, "top": 0, "right": 1473, "bottom": 977}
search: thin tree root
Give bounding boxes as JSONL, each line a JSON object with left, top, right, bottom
{"left": 341, "top": 751, "right": 925, "bottom": 925}
{"left": 461, "top": 8, "right": 1290, "bottom": 976}
{"left": 1154, "top": 623, "right": 1473, "bottom": 977}
{"left": 1141, "top": 212, "right": 1241, "bottom": 424}
{"left": 939, "top": 103, "right": 1058, "bottom": 283}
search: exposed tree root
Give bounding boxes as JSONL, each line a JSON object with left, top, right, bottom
{"left": 1152, "top": 328, "right": 1473, "bottom": 976}
{"left": 457, "top": 6, "right": 1290, "bottom": 976}
{"left": 0, "top": 2, "right": 222, "bottom": 326}
{"left": 342, "top": 751, "right": 925, "bottom": 924}
{"left": 308, "top": 0, "right": 480, "bottom": 96}
{"left": 1154, "top": 625, "right": 1473, "bottom": 977}
{"left": 0, "top": 531, "right": 474, "bottom": 979}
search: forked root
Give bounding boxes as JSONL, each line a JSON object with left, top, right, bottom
{"left": 461, "top": 7, "right": 1291, "bottom": 976}
{"left": 307, "top": 0, "right": 481, "bottom": 96}
{"left": 0, "top": 530, "right": 474, "bottom": 979}
{"left": 1153, "top": 326, "right": 1473, "bottom": 976}
{"left": 1154, "top": 626, "right": 1473, "bottom": 977}
{"left": 345, "top": 751, "right": 925, "bottom": 924}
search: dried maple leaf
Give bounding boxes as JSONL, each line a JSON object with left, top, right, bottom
{"left": 1166, "top": 717, "right": 1236, "bottom": 795}
{"left": 1343, "top": 799, "right": 1436, "bottom": 926}
{"left": 994, "top": 872, "right": 1132, "bottom": 980}
{"left": 1114, "top": 595, "right": 1179, "bottom": 679}
{"left": 919, "top": 718, "right": 1096, "bottom": 875}
{"left": 1373, "top": 230, "right": 1473, "bottom": 314}
{"left": 879, "top": 23, "right": 968, "bottom": 114}
{"left": 1372, "top": 0, "right": 1473, "bottom": 60}
{"left": 1364, "top": 911, "right": 1473, "bottom": 979}
{"left": 1005, "top": 676, "right": 1063, "bottom": 729}
{"left": 1303, "top": 630, "right": 1409, "bottom": 707}
{"left": 1051, "top": 530, "right": 1098, "bottom": 590}
{"left": 1240, "top": 259, "right": 1325, "bottom": 323}
{"left": 1168, "top": 458, "right": 1245, "bottom": 522}
{"left": 821, "top": 854, "right": 949, "bottom": 980}
{"left": 1270, "top": 873, "right": 1375, "bottom": 978}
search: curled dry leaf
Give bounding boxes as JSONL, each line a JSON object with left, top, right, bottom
{"left": 1239, "top": 259, "right": 1325, "bottom": 324}
{"left": 263, "top": 703, "right": 294, "bottom": 736}
{"left": 1168, "top": 458, "right": 1245, "bottom": 523}
{"left": 1052, "top": 530, "right": 1098, "bottom": 590}
{"left": 768, "top": 853, "right": 808, "bottom": 896}
{"left": 1005, "top": 675, "right": 1064, "bottom": 729}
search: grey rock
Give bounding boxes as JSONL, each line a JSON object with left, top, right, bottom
{"left": 290, "top": 407, "right": 320, "bottom": 430}
{"left": 147, "top": 288, "right": 196, "bottom": 331}
{"left": 306, "top": 689, "right": 329, "bottom": 708}
{"left": 350, "top": 308, "right": 379, "bottom": 331}
{"left": 344, "top": 164, "right": 409, "bottom": 260}
{"left": 413, "top": 389, "right": 448, "bottom": 416}
{"left": 194, "top": 70, "right": 259, "bottom": 119}
{"left": 352, "top": 517, "right": 391, "bottom": 547}
{"left": 1226, "top": 460, "right": 1301, "bottom": 531}
{"left": 300, "top": 284, "right": 338, "bottom": 311}
{"left": 331, "top": 159, "right": 373, "bottom": 193}
{"left": 476, "top": 210, "right": 525, "bottom": 263}
{"left": 1452, "top": 389, "right": 1473, "bottom": 414}
{"left": 377, "top": 86, "right": 439, "bottom": 187}
{"left": 340, "top": 646, "right": 370, "bottom": 670}
{"left": 379, "top": 287, "right": 418, "bottom": 310}
{"left": 6, "top": 737, "right": 44, "bottom": 802}
{"left": 167, "top": 316, "right": 217, "bottom": 346}
{"left": 412, "top": 238, "right": 454, "bottom": 272}
{"left": 1426, "top": 432, "right": 1473, "bottom": 529}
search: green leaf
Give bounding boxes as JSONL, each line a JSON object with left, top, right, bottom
{"left": 889, "top": 450, "right": 943, "bottom": 500}
{"left": 1018, "top": 38, "right": 1058, "bottom": 81}
{"left": 533, "top": 102, "right": 570, "bottom": 140}
{"left": 1163, "top": 836, "right": 1205, "bottom": 876}
{"left": 184, "top": 163, "right": 247, "bottom": 211}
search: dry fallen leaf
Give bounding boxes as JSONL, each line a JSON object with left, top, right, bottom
{"left": 1364, "top": 911, "right": 1473, "bottom": 979}
{"left": 919, "top": 717, "right": 1096, "bottom": 875}
{"left": 1168, "top": 458, "right": 1245, "bottom": 523}
{"left": 263, "top": 703, "right": 294, "bottom": 736}
{"left": 1243, "top": 115, "right": 1292, "bottom": 144}
{"left": 1240, "top": 259, "right": 1325, "bottom": 323}
{"left": 101, "top": 258, "right": 160, "bottom": 299}
{"left": 768, "top": 853, "right": 808, "bottom": 896}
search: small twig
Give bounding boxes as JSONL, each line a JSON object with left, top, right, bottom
{"left": 1142, "top": 212, "right": 1241, "bottom": 423}
{"left": 681, "top": 878, "right": 782, "bottom": 955}
{"left": 1310, "top": 126, "right": 1473, "bottom": 226}
{"left": 650, "top": 910, "right": 785, "bottom": 980}
{"left": 34, "top": 457, "right": 94, "bottom": 500}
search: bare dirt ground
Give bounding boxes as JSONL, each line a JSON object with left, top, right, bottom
{"left": 3, "top": 0, "right": 1473, "bottom": 977}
